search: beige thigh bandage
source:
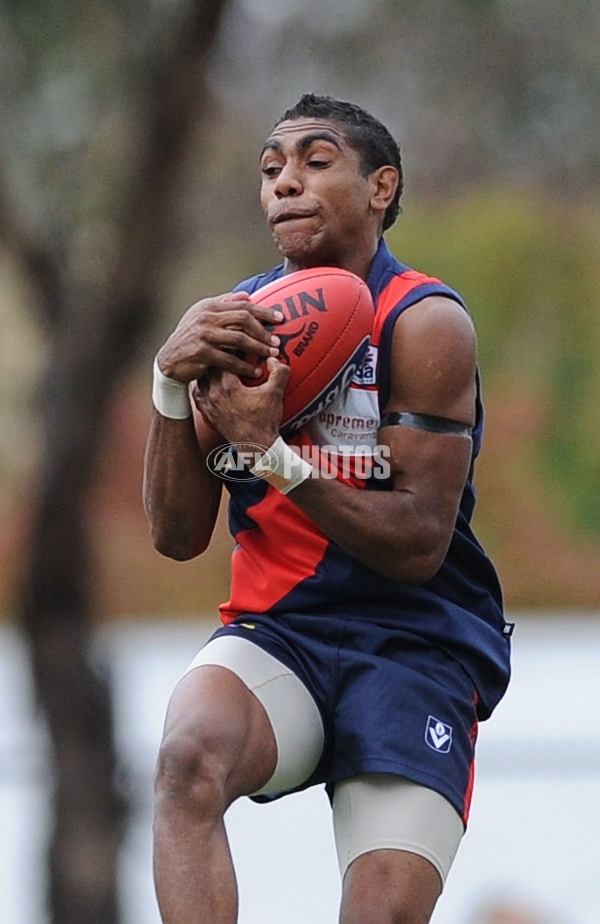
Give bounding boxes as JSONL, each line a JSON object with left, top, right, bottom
{"left": 332, "top": 773, "right": 464, "bottom": 886}
{"left": 185, "top": 634, "right": 324, "bottom": 796}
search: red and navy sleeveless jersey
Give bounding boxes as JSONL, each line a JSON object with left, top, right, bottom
{"left": 219, "top": 239, "right": 510, "bottom": 719}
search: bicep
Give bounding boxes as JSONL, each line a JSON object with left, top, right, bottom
{"left": 385, "top": 296, "right": 477, "bottom": 424}
{"left": 380, "top": 297, "right": 477, "bottom": 516}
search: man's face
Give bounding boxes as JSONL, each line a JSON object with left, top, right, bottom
{"left": 259, "top": 117, "right": 379, "bottom": 270}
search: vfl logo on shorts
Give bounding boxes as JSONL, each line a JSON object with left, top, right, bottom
{"left": 425, "top": 715, "right": 453, "bottom": 753}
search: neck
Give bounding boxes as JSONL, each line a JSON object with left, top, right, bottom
{"left": 283, "top": 240, "right": 381, "bottom": 281}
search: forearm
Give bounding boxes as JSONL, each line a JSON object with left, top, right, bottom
{"left": 252, "top": 430, "right": 471, "bottom": 583}
{"left": 143, "top": 411, "right": 222, "bottom": 560}
{"left": 289, "top": 475, "right": 449, "bottom": 583}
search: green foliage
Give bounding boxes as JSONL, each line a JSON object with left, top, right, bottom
{"left": 387, "top": 190, "right": 600, "bottom": 537}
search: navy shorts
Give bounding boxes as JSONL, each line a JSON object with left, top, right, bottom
{"left": 211, "top": 610, "right": 479, "bottom": 823}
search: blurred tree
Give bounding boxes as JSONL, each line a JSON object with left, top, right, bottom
{"left": 0, "top": 0, "right": 231, "bottom": 921}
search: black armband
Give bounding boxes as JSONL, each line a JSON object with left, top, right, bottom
{"left": 379, "top": 411, "right": 472, "bottom": 437}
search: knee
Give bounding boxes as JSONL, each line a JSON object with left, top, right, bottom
{"left": 154, "top": 724, "right": 231, "bottom": 819}
{"left": 341, "top": 850, "right": 441, "bottom": 924}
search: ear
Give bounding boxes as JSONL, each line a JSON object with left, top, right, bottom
{"left": 369, "top": 166, "right": 399, "bottom": 217}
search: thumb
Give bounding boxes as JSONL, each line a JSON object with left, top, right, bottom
{"left": 265, "top": 356, "right": 291, "bottom": 389}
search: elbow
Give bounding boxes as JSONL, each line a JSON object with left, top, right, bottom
{"left": 144, "top": 494, "right": 215, "bottom": 561}
{"left": 149, "top": 521, "right": 210, "bottom": 562}
{"left": 153, "top": 536, "right": 205, "bottom": 561}
{"left": 399, "top": 516, "right": 454, "bottom": 583}
{"left": 401, "top": 549, "right": 444, "bottom": 584}
{"left": 371, "top": 548, "right": 441, "bottom": 584}
{"left": 385, "top": 534, "right": 450, "bottom": 585}
{"left": 153, "top": 530, "right": 209, "bottom": 561}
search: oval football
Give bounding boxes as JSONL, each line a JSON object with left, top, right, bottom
{"left": 244, "top": 267, "right": 374, "bottom": 434}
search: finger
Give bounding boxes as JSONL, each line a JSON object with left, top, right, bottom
{"left": 248, "top": 302, "right": 285, "bottom": 326}
{"left": 262, "top": 357, "right": 291, "bottom": 393}
{"left": 202, "top": 312, "right": 280, "bottom": 358}
{"left": 213, "top": 299, "right": 284, "bottom": 330}
{"left": 211, "top": 325, "right": 280, "bottom": 358}
{"left": 266, "top": 356, "right": 291, "bottom": 382}
{"left": 193, "top": 375, "right": 210, "bottom": 400}
{"left": 204, "top": 348, "right": 263, "bottom": 379}
{"left": 193, "top": 370, "right": 224, "bottom": 413}
{"left": 169, "top": 346, "right": 261, "bottom": 383}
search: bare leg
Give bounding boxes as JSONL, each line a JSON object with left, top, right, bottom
{"left": 153, "top": 665, "right": 277, "bottom": 924}
{"left": 339, "top": 849, "right": 442, "bottom": 924}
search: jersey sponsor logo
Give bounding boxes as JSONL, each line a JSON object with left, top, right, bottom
{"left": 425, "top": 715, "right": 453, "bottom": 753}
{"left": 352, "top": 344, "right": 377, "bottom": 387}
{"left": 307, "top": 388, "right": 380, "bottom": 450}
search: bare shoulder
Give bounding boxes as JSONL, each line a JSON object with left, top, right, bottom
{"left": 394, "top": 294, "right": 476, "bottom": 351}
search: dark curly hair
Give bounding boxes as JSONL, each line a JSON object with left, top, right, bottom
{"left": 274, "top": 94, "right": 403, "bottom": 232}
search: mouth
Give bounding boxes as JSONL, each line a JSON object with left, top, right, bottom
{"left": 271, "top": 208, "right": 317, "bottom": 225}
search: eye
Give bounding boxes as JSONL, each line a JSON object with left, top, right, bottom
{"left": 307, "top": 159, "right": 329, "bottom": 169}
{"left": 261, "top": 163, "right": 282, "bottom": 178}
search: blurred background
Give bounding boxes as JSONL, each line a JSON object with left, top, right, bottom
{"left": 1, "top": 0, "right": 599, "bottom": 922}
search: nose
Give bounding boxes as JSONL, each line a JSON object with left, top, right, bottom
{"left": 274, "top": 162, "right": 303, "bottom": 198}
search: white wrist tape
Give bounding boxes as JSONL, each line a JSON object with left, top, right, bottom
{"left": 152, "top": 357, "right": 192, "bottom": 419}
{"left": 250, "top": 436, "right": 313, "bottom": 495}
